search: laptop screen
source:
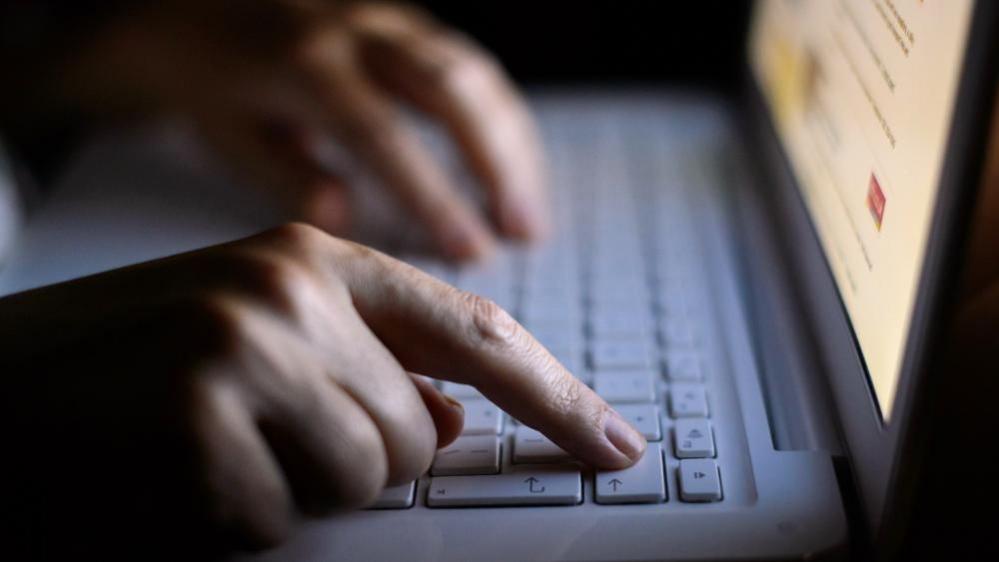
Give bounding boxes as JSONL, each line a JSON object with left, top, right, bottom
{"left": 749, "top": 1, "right": 974, "bottom": 420}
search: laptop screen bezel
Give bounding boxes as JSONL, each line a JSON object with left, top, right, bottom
{"left": 742, "top": 0, "right": 998, "bottom": 542}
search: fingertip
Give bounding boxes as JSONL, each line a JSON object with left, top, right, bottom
{"left": 437, "top": 218, "right": 495, "bottom": 261}
{"left": 497, "top": 193, "right": 550, "bottom": 242}
{"left": 409, "top": 375, "right": 465, "bottom": 448}
{"left": 302, "top": 183, "right": 352, "bottom": 234}
{"left": 600, "top": 409, "right": 647, "bottom": 468}
{"left": 436, "top": 394, "right": 465, "bottom": 448}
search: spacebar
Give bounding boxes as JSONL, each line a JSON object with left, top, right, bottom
{"left": 427, "top": 465, "right": 582, "bottom": 507}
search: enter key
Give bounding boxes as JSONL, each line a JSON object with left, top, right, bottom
{"left": 595, "top": 443, "right": 666, "bottom": 504}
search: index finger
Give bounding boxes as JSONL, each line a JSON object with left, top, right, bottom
{"left": 321, "top": 236, "right": 645, "bottom": 469}
{"left": 295, "top": 34, "right": 495, "bottom": 261}
{"left": 356, "top": 18, "right": 550, "bottom": 241}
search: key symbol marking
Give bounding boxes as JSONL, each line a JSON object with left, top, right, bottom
{"left": 524, "top": 476, "right": 546, "bottom": 493}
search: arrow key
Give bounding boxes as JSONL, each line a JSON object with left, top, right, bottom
{"left": 595, "top": 443, "right": 666, "bottom": 504}
{"left": 678, "top": 459, "right": 722, "bottom": 502}
{"left": 611, "top": 404, "right": 662, "bottom": 441}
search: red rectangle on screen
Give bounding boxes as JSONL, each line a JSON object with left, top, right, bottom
{"left": 867, "top": 173, "right": 886, "bottom": 231}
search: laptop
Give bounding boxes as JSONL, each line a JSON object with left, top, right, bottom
{"left": 0, "top": 1, "right": 994, "bottom": 560}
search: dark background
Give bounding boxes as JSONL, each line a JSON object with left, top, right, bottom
{"left": 417, "top": 1, "right": 753, "bottom": 87}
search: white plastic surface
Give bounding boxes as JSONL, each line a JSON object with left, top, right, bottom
{"left": 0, "top": 94, "right": 848, "bottom": 561}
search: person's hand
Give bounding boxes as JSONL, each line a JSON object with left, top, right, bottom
{"left": 27, "top": 0, "right": 547, "bottom": 260}
{"left": 2, "top": 223, "right": 643, "bottom": 557}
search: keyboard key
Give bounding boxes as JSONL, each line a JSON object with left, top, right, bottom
{"left": 595, "top": 444, "right": 666, "bottom": 504}
{"left": 673, "top": 418, "right": 715, "bottom": 458}
{"left": 654, "top": 263, "right": 691, "bottom": 286}
{"left": 513, "top": 426, "right": 571, "bottom": 464}
{"left": 527, "top": 325, "right": 581, "bottom": 350}
{"left": 665, "top": 352, "right": 702, "bottom": 382}
{"left": 612, "top": 404, "right": 662, "bottom": 441}
{"left": 588, "top": 310, "right": 650, "bottom": 339}
{"left": 524, "top": 272, "right": 579, "bottom": 296}
{"left": 588, "top": 290, "right": 649, "bottom": 312}
{"left": 660, "top": 318, "right": 695, "bottom": 347}
{"left": 440, "top": 382, "right": 484, "bottom": 400}
{"left": 669, "top": 384, "right": 709, "bottom": 418}
{"left": 593, "top": 264, "right": 644, "bottom": 283}
{"left": 457, "top": 269, "right": 516, "bottom": 313}
{"left": 461, "top": 400, "right": 505, "bottom": 435}
{"left": 520, "top": 295, "right": 580, "bottom": 324}
{"left": 431, "top": 435, "right": 501, "bottom": 476}
{"left": 370, "top": 481, "right": 416, "bottom": 509}
{"left": 593, "top": 371, "right": 657, "bottom": 403}
{"left": 427, "top": 465, "right": 582, "bottom": 507}
{"left": 588, "top": 298, "right": 649, "bottom": 320}
{"left": 590, "top": 341, "right": 652, "bottom": 370}
{"left": 656, "top": 292, "right": 687, "bottom": 317}
{"left": 678, "top": 459, "right": 722, "bottom": 502}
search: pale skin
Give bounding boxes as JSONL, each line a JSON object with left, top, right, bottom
{"left": 0, "top": 1, "right": 643, "bottom": 555}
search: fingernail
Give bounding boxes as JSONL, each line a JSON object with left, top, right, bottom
{"left": 603, "top": 410, "right": 646, "bottom": 462}
{"left": 442, "top": 394, "right": 464, "bottom": 414}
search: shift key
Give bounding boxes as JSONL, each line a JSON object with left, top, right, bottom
{"left": 427, "top": 465, "right": 582, "bottom": 507}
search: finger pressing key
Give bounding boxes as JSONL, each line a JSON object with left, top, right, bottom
{"left": 325, "top": 241, "right": 646, "bottom": 469}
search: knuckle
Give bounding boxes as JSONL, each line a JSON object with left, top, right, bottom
{"left": 265, "top": 222, "right": 328, "bottom": 256}
{"left": 181, "top": 382, "right": 296, "bottom": 550}
{"left": 327, "top": 236, "right": 376, "bottom": 264}
{"left": 461, "top": 291, "right": 520, "bottom": 349}
{"left": 334, "top": 427, "right": 388, "bottom": 508}
{"left": 436, "top": 52, "right": 498, "bottom": 96}
{"left": 242, "top": 253, "right": 317, "bottom": 314}
{"left": 384, "top": 412, "right": 437, "bottom": 485}
{"left": 404, "top": 444, "right": 436, "bottom": 484}
{"left": 386, "top": 448, "right": 432, "bottom": 488}
{"left": 180, "top": 375, "right": 229, "bottom": 439}
{"left": 327, "top": 238, "right": 394, "bottom": 286}
{"left": 167, "top": 293, "right": 252, "bottom": 359}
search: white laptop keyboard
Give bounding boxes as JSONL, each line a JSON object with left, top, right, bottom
{"left": 377, "top": 104, "right": 725, "bottom": 510}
